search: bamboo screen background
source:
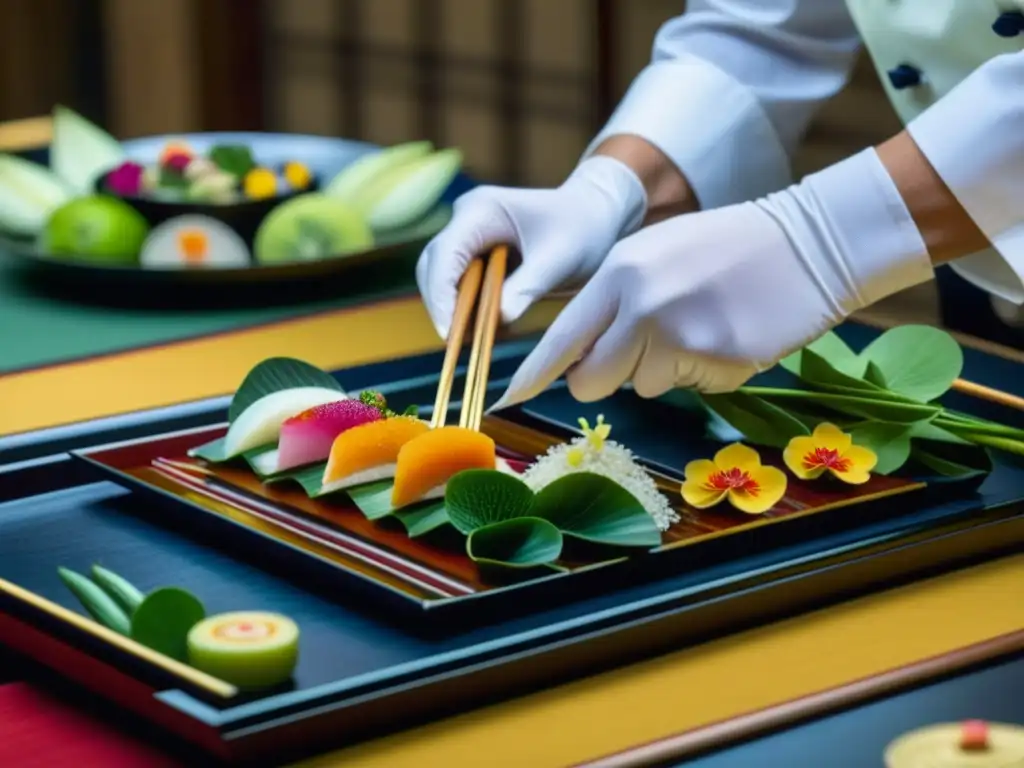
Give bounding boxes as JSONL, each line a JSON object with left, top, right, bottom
{"left": 262, "top": 0, "right": 903, "bottom": 186}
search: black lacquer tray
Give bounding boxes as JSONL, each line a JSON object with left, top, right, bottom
{"left": 0, "top": 327, "right": 1021, "bottom": 764}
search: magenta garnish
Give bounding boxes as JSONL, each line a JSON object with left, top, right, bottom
{"left": 105, "top": 161, "right": 145, "bottom": 196}
{"left": 163, "top": 153, "right": 191, "bottom": 174}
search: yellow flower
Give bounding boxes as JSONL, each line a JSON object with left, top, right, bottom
{"left": 681, "top": 443, "right": 787, "bottom": 515}
{"left": 783, "top": 423, "right": 877, "bottom": 485}
{"left": 243, "top": 167, "right": 278, "bottom": 200}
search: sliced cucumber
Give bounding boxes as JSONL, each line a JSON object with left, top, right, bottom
{"left": 324, "top": 140, "right": 433, "bottom": 203}
{"left": 51, "top": 104, "right": 126, "bottom": 194}
{"left": 0, "top": 155, "right": 72, "bottom": 235}
{"left": 58, "top": 567, "right": 131, "bottom": 635}
{"left": 91, "top": 565, "right": 146, "bottom": 616}
{"left": 362, "top": 149, "right": 462, "bottom": 232}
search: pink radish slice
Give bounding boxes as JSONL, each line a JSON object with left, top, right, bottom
{"left": 276, "top": 400, "right": 382, "bottom": 471}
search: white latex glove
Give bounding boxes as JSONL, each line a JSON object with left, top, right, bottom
{"left": 493, "top": 149, "right": 936, "bottom": 408}
{"left": 416, "top": 156, "right": 647, "bottom": 339}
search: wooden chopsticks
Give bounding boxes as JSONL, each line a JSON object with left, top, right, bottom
{"left": 951, "top": 378, "right": 1024, "bottom": 412}
{"left": 430, "top": 246, "right": 508, "bottom": 431}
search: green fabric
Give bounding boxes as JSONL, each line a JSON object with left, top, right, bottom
{"left": 0, "top": 253, "right": 417, "bottom": 373}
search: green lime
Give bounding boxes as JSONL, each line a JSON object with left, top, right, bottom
{"left": 42, "top": 195, "right": 149, "bottom": 264}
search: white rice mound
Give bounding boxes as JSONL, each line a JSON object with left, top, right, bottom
{"left": 520, "top": 418, "right": 679, "bottom": 532}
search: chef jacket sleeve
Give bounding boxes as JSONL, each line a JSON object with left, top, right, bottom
{"left": 908, "top": 52, "right": 1024, "bottom": 304}
{"left": 585, "top": 0, "right": 862, "bottom": 210}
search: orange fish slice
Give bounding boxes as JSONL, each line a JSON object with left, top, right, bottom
{"left": 391, "top": 426, "right": 496, "bottom": 508}
{"left": 321, "top": 417, "right": 429, "bottom": 492}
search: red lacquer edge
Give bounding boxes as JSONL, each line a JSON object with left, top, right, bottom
{"left": 0, "top": 610, "right": 228, "bottom": 759}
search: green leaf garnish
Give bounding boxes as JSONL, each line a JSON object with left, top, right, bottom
{"left": 699, "top": 391, "right": 810, "bottom": 448}
{"left": 394, "top": 501, "right": 450, "bottom": 537}
{"left": 781, "top": 331, "right": 865, "bottom": 379}
{"left": 742, "top": 388, "right": 940, "bottom": 424}
{"left": 189, "top": 437, "right": 229, "bottom": 462}
{"left": 347, "top": 479, "right": 402, "bottom": 520}
{"left": 209, "top": 144, "right": 255, "bottom": 178}
{"left": 444, "top": 470, "right": 536, "bottom": 535}
{"left": 911, "top": 441, "right": 993, "bottom": 478}
{"left": 228, "top": 357, "right": 343, "bottom": 423}
{"left": 466, "top": 517, "right": 563, "bottom": 568}
{"left": 129, "top": 587, "right": 206, "bottom": 662}
{"left": 530, "top": 473, "right": 661, "bottom": 547}
{"left": 847, "top": 422, "right": 913, "bottom": 475}
{"left": 858, "top": 325, "right": 963, "bottom": 402}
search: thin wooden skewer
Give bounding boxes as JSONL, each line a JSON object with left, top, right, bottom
{"left": 460, "top": 246, "right": 508, "bottom": 431}
{"left": 430, "top": 259, "right": 484, "bottom": 429}
{"left": 952, "top": 378, "right": 1024, "bottom": 412}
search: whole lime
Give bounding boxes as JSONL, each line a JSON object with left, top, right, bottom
{"left": 42, "top": 195, "right": 149, "bottom": 264}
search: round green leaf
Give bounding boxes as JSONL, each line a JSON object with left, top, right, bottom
{"left": 228, "top": 358, "right": 343, "bottom": 423}
{"left": 530, "top": 473, "right": 661, "bottom": 547}
{"left": 858, "top": 325, "right": 963, "bottom": 402}
{"left": 444, "top": 470, "right": 536, "bottom": 534}
{"left": 130, "top": 587, "right": 206, "bottom": 662}
{"left": 466, "top": 517, "right": 563, "bottom": 569}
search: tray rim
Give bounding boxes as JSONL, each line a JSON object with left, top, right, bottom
{"left": 72, "top": 413, "right": 951, "bottom": 625}
{"left": 574, "top": 628, "right": 1024, "bottom": 768}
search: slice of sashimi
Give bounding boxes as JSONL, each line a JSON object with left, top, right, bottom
{"left": 275, "top": 400, "right": 383, "bottom": 472}
{"left": 390, "top": 426, "right": 496, "bottom": 509}
{"left": 223, "top": 387, "right": 347, "bottom": 458}
{"left": 321, "top": 417, "right": 429, "bottom": 495}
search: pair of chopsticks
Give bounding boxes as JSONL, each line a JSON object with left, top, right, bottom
{"left": 431, "top": 246, "right": 509, "bottom": 431}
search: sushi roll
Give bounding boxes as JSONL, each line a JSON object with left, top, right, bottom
{"left": 391, "top": 426, "right": 496, "bottom": 509}
{"left": 139, "top": 214, "right": 251, "bottom": 269}
{"left": 320, "top": 417, "right": 429, "bottom": 494}
{"left": 187, "top": 611, "right": 299, "bottom": 690}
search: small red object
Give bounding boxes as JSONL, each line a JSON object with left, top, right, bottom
{"left": 164, "top": 154, "right": 191, "bottom": 174}
{"left": 960, "top": 720, "right": 990, "bottom": 750}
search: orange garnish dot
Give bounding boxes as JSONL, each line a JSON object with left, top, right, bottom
{"left": 178, "top": 230, "right": 208, "bottom": 263}
{"left": 802, "top": 447, "right": 852, "bottom": 473}
{"left": 704, "top": 467, "right": 760, "bottom": 496}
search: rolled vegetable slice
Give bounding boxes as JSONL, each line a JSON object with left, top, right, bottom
{"left": 187, "top": 612, "right": 299, "bottom": 689}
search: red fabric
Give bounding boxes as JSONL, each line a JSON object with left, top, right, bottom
{"left": 0, "top": 682, "right": 179, "bottom": 767}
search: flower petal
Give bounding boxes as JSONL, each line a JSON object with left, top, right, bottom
{"left": 811, "top": 422, "right": 852, "bottom": 452}
{"left": 713, "top": 443, "right": 762, "bottom": 471}
{"left": 832, "top": 468, "right": 871, "bottom": 485}
{"left": 681, "top": 481, "right": 727, "bottom": 509}
{"left": 682, "top": 459, "right": 718, "bottom": 482}
{"left": 727, "top": 465, "right": 788, "bottom": 514}
{"left": 783, "top": 437, "right": 827, "bottom": 480}
{"left": 839, "top": 444, "right": 878, "bottom": 474}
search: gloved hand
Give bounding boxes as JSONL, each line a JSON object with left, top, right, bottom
{"left": 493, "top": 148, "right": 936, "bottom": 408}
{"left": 416, "top": 156, "right": 647, "bottom": 339}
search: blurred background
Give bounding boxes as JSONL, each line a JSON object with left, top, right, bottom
{"left": 0, "top": 0, "right": 938, "bottom": 321}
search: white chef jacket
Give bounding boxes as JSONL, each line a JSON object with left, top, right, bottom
{"left": 586, "top": 0, "right": 1024, "bottom": 305}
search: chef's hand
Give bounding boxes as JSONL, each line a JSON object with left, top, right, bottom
{"left": 493, "top": 149, "right": 936, "bottom": 408}
{"left": 416, "top": 156, "right": 646, "bottom": 339}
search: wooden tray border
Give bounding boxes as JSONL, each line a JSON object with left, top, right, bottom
{"left": 576, "top": 629, "right": 1024, "bottom": 767}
